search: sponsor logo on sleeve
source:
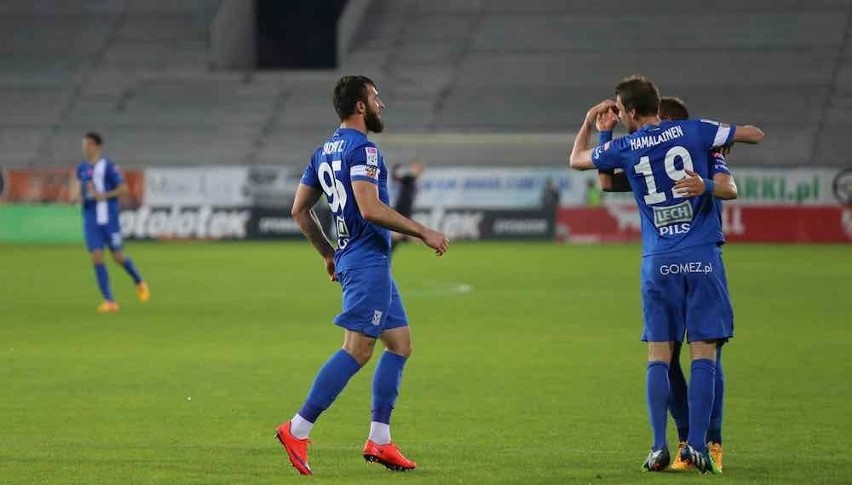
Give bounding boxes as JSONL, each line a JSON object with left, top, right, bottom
{"left": 351, "top": 165, "right": 380, "bottom": 180}
{"left": 365, "top": 147, "right": 379, "bottom": 167}
{"left": 592, "top": 142, "right": 611, "bottom": 161}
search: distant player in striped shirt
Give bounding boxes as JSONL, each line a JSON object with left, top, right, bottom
{"left": 74, "top": 132, "right": 149, "bottom": 313}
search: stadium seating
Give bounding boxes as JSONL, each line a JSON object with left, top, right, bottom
{"left": 1, "top": 0, "right": 849, "bottom": 168}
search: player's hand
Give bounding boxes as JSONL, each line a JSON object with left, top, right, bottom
{"left": 324, "top": 256, "right": 338, "bottom": 282}
{"left": 595, "top": 106, "right": 618, "bottom": 132}
{"left": 716, "top": 145, "right": 732, "bottom": 156}
{"left": 584, "top": 99, "right": 617, "bottom": 126}
{"left": 673, "top": 169, "right": 707, "bottom": 198}
{"left": 421, "top": 229, "right": 449, "bottom": 256}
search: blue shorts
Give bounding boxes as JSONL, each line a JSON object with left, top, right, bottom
{"left": 334, "top": 264, "right": 409, "bottom": 339}
{"left": 641, "top": 244, "right": 733, "bottom": 343}
{"left": 84, "top": 220, "right": 123, "bottom": 252}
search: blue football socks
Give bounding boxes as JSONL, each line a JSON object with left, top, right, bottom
{"left": 121, "top": 257, "right": 143, "bottom": 284}
{"left": 647, "top": 361, "right": 670, "bottom": 451}
{"left": 298, "top": 349, "right": 362, "bottom": 423}
{"left": 707, "top": 347, "right": 725, "bottom": 444}
{"left": 687, "top": 358, "right": 717, "bottom": 452}
{"left": 94, "top": 263, "right": 113, "bottom": 301}
{"left": 371, "top": 351, "right": 407, "bottom": 425}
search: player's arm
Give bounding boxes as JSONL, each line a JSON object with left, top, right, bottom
{"left": 569, "top": 99, "right": 617, "bottom": 171}
{"left": 711, "top": 173, "right": 738, "bottom": 200}
{"left": 700, "top": 119, "right": 764, "bottom": 150}
{"left": 673, "top": 170, "right": 737, "bottom": 200}
{"left": 731, "top": 124, "right": 764, "bottom": 144}
{"left": 593, "top": 113, "right": 631, "bottom": 192}
{"left": 291, "top": 183, "right": 337, "bottom": 280}
{"left": 95, "top": 182, "right": 128, "bottom": 201}
{"left": 94, "top": 165, "right": 129, "bottom": 201}
{"left": 351, "top": 180, "right": 448, "bottom": 256}
{"left": 69, "top": 168, "right": 82, "bottom": 203}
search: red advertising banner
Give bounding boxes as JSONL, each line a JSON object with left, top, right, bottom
{"left": 557, "top": 205, "right": 852, "bottom": 243}
{"left": 1, "top": 168, "right": 144, "bottom": 208}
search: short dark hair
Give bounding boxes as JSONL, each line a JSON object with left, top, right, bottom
{"left": 333, "top": 75, "right": 375, "bottom": 120}
{"left": 615, "top": 75, "right": 660, "bottom": 117}
{"left": 659, "top": 97, "right": 689, "bottom": 120}
{"left": 84, "top": 131, "right": 103, "bottom": 146}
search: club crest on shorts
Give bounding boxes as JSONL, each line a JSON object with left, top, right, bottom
{"left": 372, "top": 310, "right": 383, "bottom": 326}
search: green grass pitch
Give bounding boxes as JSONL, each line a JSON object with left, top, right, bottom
{"left": 1, "top": 241, "right": 850, "bottom": 484}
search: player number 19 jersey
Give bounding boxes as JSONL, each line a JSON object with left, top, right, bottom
{"left": 591, "top": 119, "right": 736, "bottom": 255}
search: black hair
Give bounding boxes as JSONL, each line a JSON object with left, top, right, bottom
{"left": 333, "top": 75, "right": 375, "bottom": 120}
{"left": 615, "top": 75, "right": 660, "bottom": 117}
{"left": 84, "top": 131, "right": 103, "bottom": 146}
{"left": 659, "top": 96, "right": 690, "bottom": 120}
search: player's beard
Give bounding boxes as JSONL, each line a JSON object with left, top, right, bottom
{"left": 365, "top": 107, "right": 384, "bottom": 133}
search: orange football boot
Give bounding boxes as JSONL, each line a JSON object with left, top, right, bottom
{"left": 708, "top": 442, "right": 723, "bottom": 472}
{"left": 363, "top": 440, "right": 416, "bottom": 471}
{"left": 275, "top": 421, "right": 312, "bottom": 475}
{"left": 670, "top": 441, "right": 694, "bottom": 471}
{"left": 136, "top": 281, "right": 150, "bottom": 303}
{"left": 96, "top": 301, "right": 120, "bottom": 314}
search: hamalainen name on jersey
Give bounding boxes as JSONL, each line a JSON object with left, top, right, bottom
{"left": 629, "top": 125, "right": 685, "bottom": 151}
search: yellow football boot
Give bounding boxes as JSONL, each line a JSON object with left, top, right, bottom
{"left": 708, "top": 442, "right": 723, "bottom": 472}
{"left": 136, "top": 281, "right": 150, "bottom": 303}
{"left": 96, "top": 301, "right": 120, "bottom": 314}
{"left": 669, "top": 441, "right": 693, "bottom": 471}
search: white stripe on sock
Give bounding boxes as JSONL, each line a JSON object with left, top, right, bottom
{"left": 369, "top": 421, "right": 391, "bottom": 445}
{"left": 290, "top": 414, "right": 313, "bottom": 439}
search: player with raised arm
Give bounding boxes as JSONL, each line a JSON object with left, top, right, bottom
{"left": 73, "top": 132, "right": 149, "bottom": 313}
{"left": 276, "top": 76, "right": 449, "bottom": 476}
{"left": 569, "top": 75, "right": 763, "bottom": 474}
{"left": 596, "top": 97, "right": 734, "bottom": 471}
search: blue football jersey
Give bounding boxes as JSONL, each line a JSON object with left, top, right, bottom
{"left": 707, "top": 151, "right": 732, "bottom": 246}
{"left": 76, "top": 158, "right": 124, "bottom": 226}
{"left": 301, "top": 128, "right": 391, "bottom": 271}
{"left": 592, "top": 119, "right": 735, "bottom": 255}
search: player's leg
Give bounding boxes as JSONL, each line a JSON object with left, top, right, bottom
{"left": 707, "top": 345, "right": 725, "bottom": 470}
{"left": 640, "top": 254, "right": 683, "bottom": 471}
{"left": 277, "top": 329, "right": 373, "bottom": 475}
{"left": 293, "top": 329, "right": 376, "bottom": 437}
{"left": 86, "top": 223, "right": 118, "bottom": 313}
{"left": 680, "top": 340, "right": 718, "bottom": 473}
{"left": 680, "top": 246, "right": 731, "bottom": 474}
{"left": 276, "top": 266, "right": 389, "bottom": 475}
{"left": 110, "top": 245, "right": 149, "bottom": 302}
{"left": 370, "top": 326, "right": 411, "bottom": 444}
{"left": 707, "top": 252, "right": 732, "bottom": 471}
{"left": 668, "top": 341, "right": 689, "bottom": 442}
{"left": 668, "top": 340, "right": 693, "bottom": 471}
{"left": 646, "top": 342, "right": 673, "bottom": 460}
{"left": 364, "top": 278, "right": 416, "bottom": 471}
